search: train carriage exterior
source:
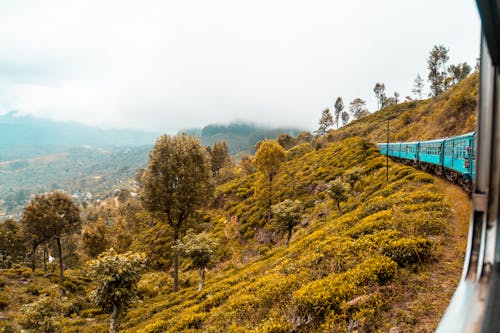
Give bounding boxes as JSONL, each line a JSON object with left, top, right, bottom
{"left": 377, "top": 132, "right": 475, "bottom": 191}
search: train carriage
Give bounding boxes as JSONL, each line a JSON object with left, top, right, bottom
{"left": 418, "top": 138, "right": 444, "bottom": 167}
{"left": 442, "top": 132, "right": 475, "bottom": 181}
{"left": 378, "top": 132, "right": 476, "bottom": 192}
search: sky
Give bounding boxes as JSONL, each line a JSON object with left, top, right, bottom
{"left": 0, "top": 0, "right": 481, "bottom": 133}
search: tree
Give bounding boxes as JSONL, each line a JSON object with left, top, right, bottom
{"left": 349, "top": 98, "right": 369, "bottom": 120}
{"left": 141, "top": 133, "right": 213, "bottom": 292}
{"left": 341, "top": 110, "right": 350, "bottom": 126}
{"left": 334, "top": 97, "right": 344, "bottom": 129}
{"left": 80, "top": 217, "right": 110, "bottom": 259}
{"left": 412, "top": 74, "right": 424, "bottom": 99}
{"left": 327, "top": 179, "right": 351, "bottom": 214}
{"left": 240, "top": 154, "right": 256, "bottom": 175}
{"left": 427, "top": 44, "right": 449, "bottom": 97}
{"left": 296, "top": 131, "right": 313, "bottom": 143}
{"left": 373, "top": 83, "right": 387, "bottom": 110}
{"left": 271, "top": 199, "right": 302, "bottom": 248}
{"left": 175, "top": 230, "right": 218, "bottom": 291}
{"left": 384, "top": 97, "right": 397, "bottom": 107}
{"left": 0, "top": 218, "right": 26, "bottom": 267}
{"left": 447, "top": 62, "right": 472, "bottom": 86}
{"left": 315, "top": 108, "right": 334, "bottom": 135}
{"left": 254, "top": 140, "right": 286, "bottom": 220}
{"left": 394, "top": 92, "right": 400, "bottom": 104}
{"left": 21, "top": 192, "right": 81, "bottom": 278}
{"left": 87, "top": 249, "right": 147, "bottom": 333}
{"left": 277, "top": 133, "right": 296, "bottom": 150}
{"left": 207, "top": 141, "right": 231, "bottom": 177}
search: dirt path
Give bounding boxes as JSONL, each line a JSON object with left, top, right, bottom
{"left": 415, "top": 178, "right": 471, "bottom": 331}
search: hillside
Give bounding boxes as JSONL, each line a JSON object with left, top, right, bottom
{"left": 180, "top": 122, "right": 303, "bottom": 156}
{"left": 0, "top": 137, "right": 471, "bottom": 332}
{"left": 0, "top": 146, "right": 150, "bottom": 219}
{"left": 327, "top": 72, "right": 478, "bottom": 144}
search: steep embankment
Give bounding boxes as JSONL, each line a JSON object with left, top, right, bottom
{"left": 328, "top": 72, "right": 478, "bottom": 143}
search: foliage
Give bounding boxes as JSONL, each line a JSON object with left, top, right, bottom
{"left": 21, "top": 191, "right": 81, "bottom": 278}
{"left": 327, "top": 179, "right": 351, "bottom": 214}
{"left": 349, "top": 98, "right": 370, "bottom": 120}
{"left": 412, "top": 73, "right": 424, "bottom": 99}
{"left": 374, "top": 83, "right": 387, "bottom": 110}
{"left": 334, "top": 97, "right": 344, "bottom": 129}
{"left": 0, "top": 218, "right": 26, "bottom": 267}
{"left": 447, "top": 62, "right": 471, "bottom": 86}
{"left": 175, "top": 230, "right": 218, "bottom": 270}
{"left": 80, "top": 217, "right": 110, "bottom": 259}
{"left": 141, "top": 133, "right": 214, "bottom": 291}
{"left": 254, "top": 140, "right": 286, "bottom": 220}
{"left": 87, "top": 249, "right": 147, "bottom": 333}
{"left": 271, "top": 199, "right": 303, "bottom": 247}
{"left": 175, "top": 230, "right": 218, "bottom": 291}
{"left": 19, "top": 291, "right": 69, "bottom": 333}
{"left": 327, "top": 72, "right": 478, "bottom": 143}
{"left": 315, "top": 108, "right": 334, "bottom": 135}
{"left": 428, "top": 44, "right": 449, "bottom": 97}
{"left": 207, "top": 141, "right": 232, "bottom": 177}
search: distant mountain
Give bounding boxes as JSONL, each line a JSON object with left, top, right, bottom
{"left": 0, "top": 111, "right": 159, "bottom": 161}
{"left": 179, "top": 122, "right": 304, "bottom": 155}
{"left": 0, "top": 111, "right": 160, "bottom": 146}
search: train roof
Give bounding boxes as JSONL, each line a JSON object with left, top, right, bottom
{"left": 376, "top": 132, "right": 476, "bottom": 146}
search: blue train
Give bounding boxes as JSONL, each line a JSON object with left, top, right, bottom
{"left": 377, "top": 132, "right": 475, "bottom": 191}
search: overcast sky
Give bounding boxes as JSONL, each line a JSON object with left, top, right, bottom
{"left": 0, "top": 0, "right": 480, "bottom": 133}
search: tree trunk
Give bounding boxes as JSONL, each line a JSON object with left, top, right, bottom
{"left": 31, "top": 243, "right": 37, "bottom": 272}
{"left": 173, "top": 227, "right": 179, "bottom": 292}
{"left": 337, "top": 201, "right": 342, "bottom": 215}
{"left": 56, "top": 237, "right": 64, "bottom": 280}
{"left": 198, "top": 267, "right": 205, "bottom": 292}
{"left": 286, "top": 229, "right": 293, "bottom": 248}
{"left": 43, "top": 246, "right": 47, "bottom": 272}
{"left": 109, "top": 303, "right": 119, "bottom": 333}
{"left": 268, "top": 175, "right": 273, "bottom": 221}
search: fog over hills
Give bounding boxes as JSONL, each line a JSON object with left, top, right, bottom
{"left": 0, "top": 111, "right": 160, "bottom": 147}
{"left": 0, "top": 111, "right": 160, "bottom": 161}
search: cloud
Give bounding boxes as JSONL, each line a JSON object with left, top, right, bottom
{"left": 0, "top": 0, "right": 481, "bottom": 133}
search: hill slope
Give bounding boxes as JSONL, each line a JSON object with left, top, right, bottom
{"left": 20, "top": 137, "right": 467, "bottom": 333}
{"left": 328, "top": 72, "right": 478, "bottom": 143}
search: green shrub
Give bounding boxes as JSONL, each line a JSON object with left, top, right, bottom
{"left": 140, "top": 319, "right": 170, "bottom": 333}
{"left": 0, "top": 291, "right": 8, "bottom": 310}
{"left": 382, "top": 237, "right": 433, "bottom": 267}
{"left": 358, "top": 196, "right": 393, "bottom": 218}
{"left": 293, "top": 256, "right": 397, "bottom": 323}
{"left": 347, "top": 210, "right": 393, "bottom": 238}
{"left": 19, "top": 293, "right": 70, "bottom": 333}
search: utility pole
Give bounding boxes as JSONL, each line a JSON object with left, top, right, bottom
{"left": 386, "top": 120, "right": 389, "bottom": 181}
